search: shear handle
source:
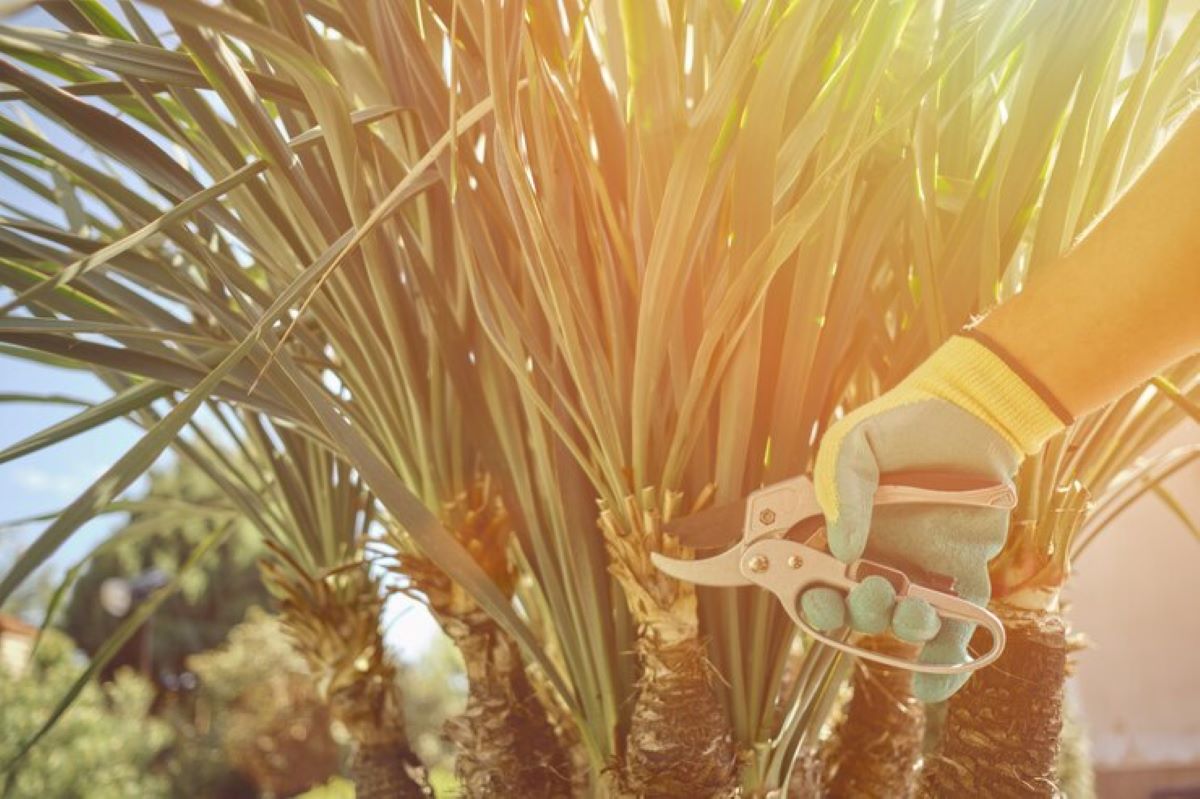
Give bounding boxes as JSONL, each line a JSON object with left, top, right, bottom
{"left": 873, "top": 471, "right": 1017, "bottom": 510}
{"left": 795, "top": 587, "right": 1006, "bottom": 675}
{"left": 742, "top": 538, "right": 1006, "bottom": 675}
{"left": 744, "top": 472, "right": 1015, "bottom": 545}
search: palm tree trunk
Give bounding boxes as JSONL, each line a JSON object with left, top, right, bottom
{"left": 441, "top": 612, "right": 576, "bottom": 797}
{"left": 343, "top": 703, "right": 429, "bottom": 799}
{"left": 321, "top": 646, "right": 427, "bottom": 798}
{"left": 600, "top": 490, "right": 739, "bottom": 798}
{"left": 622, "top": 631, "right": 738, "bottom": 798}
{"left": 916, "top": 604, "right": 1067, "bottom": 798}
{"left": 264, "top": 561, "right": 431, "bottom": 799}
{"left": 820, "top": 635, "right": 925, "bottom": 798}
{"left": 305, "top": 638, "right": 430, "bottom": 799}
{"left": 400, "top": 475, "right": 578, "bottom": 797}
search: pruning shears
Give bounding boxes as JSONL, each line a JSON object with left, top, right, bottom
{"left": 651, "top": 472, "right": 1018, "bottom": 674}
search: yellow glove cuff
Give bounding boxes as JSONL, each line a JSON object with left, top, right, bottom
{"left": 901, "top": 333, "right": 1071, "bottom": 455}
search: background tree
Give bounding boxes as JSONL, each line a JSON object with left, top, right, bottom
{"left": 62, "top": 458, "right": 271, "bottom": 683}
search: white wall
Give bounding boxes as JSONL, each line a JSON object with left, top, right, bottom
{"left": 1067, "top": 421, "right": 1200, "bottom": 767}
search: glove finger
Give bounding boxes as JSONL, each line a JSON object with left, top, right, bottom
{"left": 799, "top": 587, "right": 846, "bottom": 631}
{"left": 814, "top": 421, "right": 880, "bottom": 563}
{"left": 912, "top": 619, "right": 975, "bottom": 703}
{"left": 892, "top": 596, "right": 941, "bottom": 643}
{"left": 846, "top": 575, "right": 896, "bottom": 635}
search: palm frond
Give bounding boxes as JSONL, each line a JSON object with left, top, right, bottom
{"left": 1, "top": 0, "right": 1196, "bottom": 792}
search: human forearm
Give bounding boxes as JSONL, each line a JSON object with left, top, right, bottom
{"left": 976, "top": 109, "right": 1200, "bottom": 418}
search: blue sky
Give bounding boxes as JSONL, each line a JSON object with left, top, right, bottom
{"left": 0, "top": 3, "right": 440, "bottom": 659}
{"left": 0, "top": 3, "right": 175, "bottom": 595}
{"left": 0, "top": 356, "right": 441, "bottom": 659}
{"left": 0, "top": 355, "right": 147, "bottom": 572}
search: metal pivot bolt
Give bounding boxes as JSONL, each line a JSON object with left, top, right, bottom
{"left": 747, "top": 555, "right": 770, "bottom": 573}
{"left": 759, "top": 508, "right": 776, "bottom": 525}
{"left": 787, "top": 554, "right": 804, "bottom": 569}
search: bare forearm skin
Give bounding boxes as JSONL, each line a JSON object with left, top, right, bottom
{"left": 977, "top": 109, "right": 1200, "bottom": 418}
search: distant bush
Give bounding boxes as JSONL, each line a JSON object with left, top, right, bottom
{"left": 298, "top": 776, "right": 356, "bottom": 799}
{"left": 166, "top": 607, "right": 340, "bottom": 798}
{"left": 0, "top": 630, "right": 172, "bottom": 799}
{"left": 171, "top": 609, "right": 466, "bottom": 797}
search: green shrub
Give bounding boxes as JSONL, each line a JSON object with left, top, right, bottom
{"left": 0, "top": 630, "right": 172, "bottom": 799}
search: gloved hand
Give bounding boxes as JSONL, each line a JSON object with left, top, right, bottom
{"left": 800, "top": 331, "right": 1071, "bottom": 702}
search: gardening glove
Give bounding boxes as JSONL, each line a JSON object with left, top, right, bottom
{"left": 800, "top": 331, "right": 1072, "bottom": 702}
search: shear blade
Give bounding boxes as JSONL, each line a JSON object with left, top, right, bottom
{"left": 650, "top": 548, "right": 751, "bottom": 587}
{"left": 661, "top": 500, "right": 747, "bottom": 549}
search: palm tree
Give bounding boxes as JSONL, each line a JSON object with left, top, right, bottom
{"left": 835, "top": 4, "right": 1200, "bottom": 794}
{"left": 1, "top": 1, "right": 1197, "bottom": 796}
{"left": 0, "top": 1, "right": 583, "bottom": 790}
{"left": 395, "top": 472, "right": 577, "bottom": 796}
{"left": 240, "top": 426, "right": 429, "bottom": 798}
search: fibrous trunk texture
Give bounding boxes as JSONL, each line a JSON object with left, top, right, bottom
{"left": 265, "top": 561, "right": 429, "bottom": 799}
{"left": 402, "top": 474, "right": 576, "bottom": 797}
{"left": 623, "top": 634, "right": 738, "bottom": 798}
{"left": 350, "top": 736, "right": 429, "bottom": 799}
{"left": 600, "top": 488, "right": 738, "bottom": 798}
{"left": 441, "top": 611, "right": 576, "bottom": 797}
{"left": 917, "top": 604, "right": 1068, "bottom": 798}
{"left": 821, "top": 635, "right": 925, "bottom": 798}
{"left": 331, "top": 668, "right": 427, "bottom": 799}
